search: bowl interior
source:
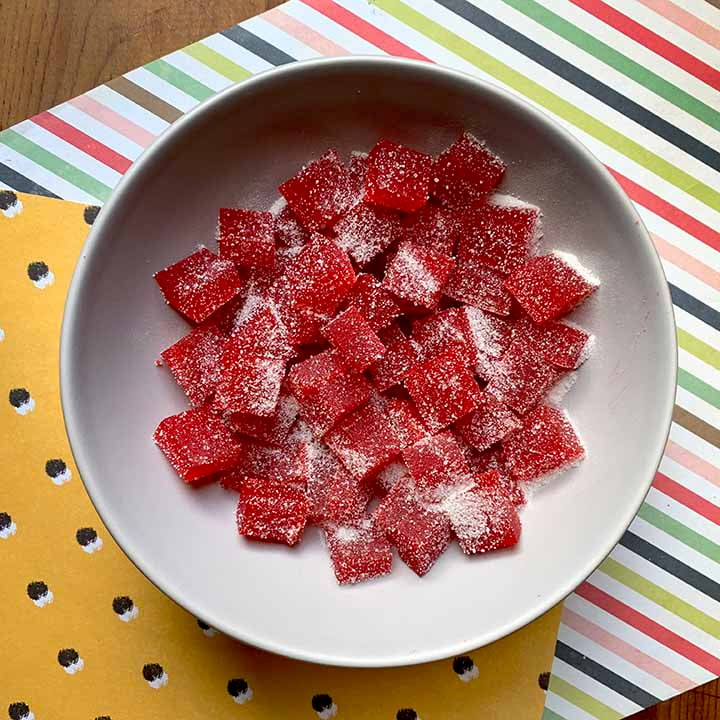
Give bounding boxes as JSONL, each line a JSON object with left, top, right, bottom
{"left": 61, "top": 58, "right": 675, "bottom": 666}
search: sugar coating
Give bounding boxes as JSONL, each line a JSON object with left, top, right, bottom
{"left": 334, "top": 203, "right": 400, "bottom": 266}
{"left": 553, "top": 250, "right": 600, "bottom": 287}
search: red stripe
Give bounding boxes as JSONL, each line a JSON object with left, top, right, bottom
{"left": 571, "top": 0, "right": 720, "bottom": 92}
{"left": 653, "top": 472, "right": 720, "bottom": 525}
{"left": 607, "top": 169, "right": 720, "bottom": 253}
{"left": 577, "top": 582, "right": 720, "bottom": 675}
{"left": 32, "top": 111, "right": 132, "bottom": 174}
{"left": 301, "top": 0, "right": 429, "bottom": 60}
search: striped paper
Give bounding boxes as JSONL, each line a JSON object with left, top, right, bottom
{"left": 0, "top": 1, "right": 717, "bottom": 718}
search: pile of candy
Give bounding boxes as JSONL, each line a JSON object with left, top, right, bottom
{"left": 153, "top": 134, "right": 598, "bottom": 584}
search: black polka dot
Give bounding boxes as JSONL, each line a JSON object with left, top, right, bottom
{"left": 27, "top": 580, "right": 48, "bottom": 600}
{"left": 538, "top": 671, "right": 550, "bottom": 691}
{"left": 58, "top": 647, "right": 79, "bottom": 667}
{"left": 27, "top": 261, "right": 49, "bottom": 282}
{"left": 45, "top": 458, "right": 67, "bottom": 478}
{"left": 0, "top": 512, "right": 11, "bottom": 531}
{"left": 8, "top": 388, "right": 30, "bottom": 409}
{"left": 227, "top": 678, "right": 249, "bottom": 697}
{"left": 7, "top": 702, "right": 30, "bottom": 720}
{"left": 396, "top": 710, "right": 418, "bottom": 720}
{"left": 112, "top": 595, "right": 134, "bottom": 614}
{"left": 76, "top": 527, "right": 97, "bottom": 546}
{"left": 143, "top": 663, "right": 164, "bottom": 682}
{"left": 0, "top": 190, "right": 17, "bottom": 212}
{"left": 311, "top": 694, "right": 333, "bottom": 712}
{"left": 95, "top": 716, "right": 111, "bottom": 720}
{"left": 84, "top": 205, "right": 100, "bottom": 225}
{"left": 452, "top": 655, "right": 474, "bottom": 674}
{"left": 197, "top": 618, "right": 211, "bottom": 630}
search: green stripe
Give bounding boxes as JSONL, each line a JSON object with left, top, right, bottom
{"left": 145, "top": 59, "right": 215, "bottom": 101}
{"left": 601, "top": 557, "right": 720, "bottom": 638}
{"left": 500, "top": 0, "right": 720, "bottom": 131}
{"left": 0, "top": 129, "right": 111, "bottom": 201}
{"left": 678, "top": 368, "right": 720, "bottom": 409}
{"left": 548, "top": 676, "right": 622, "bottom": 720}
{"left": 678, "top": 328, "right": 720, "bottom": 372}
{"left": 542, "top": 708, "right": 568, "bottom": 720}
{"left": 183, "top": 43, "right": 252, "bottom": 83}
{"left": 638, "top": 503, "right": 720, "bottom": 563}
{"left": 374, "top": 0, "right": 720, "bottom": 213}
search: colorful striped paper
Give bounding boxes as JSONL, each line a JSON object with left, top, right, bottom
{"left": 0, "top": 1, "right": 717, "bottom": 718}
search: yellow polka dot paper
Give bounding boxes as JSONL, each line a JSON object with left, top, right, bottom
{"left": 0, "top": 192, "right": 561, "bottom": 720}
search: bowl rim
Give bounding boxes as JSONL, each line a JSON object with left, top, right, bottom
{"left": 60, "top": 55, "right": 678, "bottom": 667}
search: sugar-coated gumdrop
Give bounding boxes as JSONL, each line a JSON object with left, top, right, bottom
{"left": 445, "top": 258, "right": 512, "bottom": 316}
{"left": 272, "top": 200, "right": 308, "bottom": 249}
{"left": 231, "top": 306, "right": 294, "bottom": 361}
{"left": 160, "top": 325, "right": 225, "bottom": 406}
{"left": 218, "top": 208, "right": 276, "bottom": 269}
{"left": 403, "top": 432, "right": 471, "bottom": 495}
{"left": 340, "top": 273, "right": 401, "bottom": 331}
{"left": 221, "top": 439, "right": 309, "bottom": 488}
{"left": 279, "top": 149, "right": 353, "bottom": 231}
{"left": 485, "top": 338, "right": 559, "bottom": 415}
{"left": 227, "top": 391, "right": 299, "bottom": 445}
{"left": 432, "top": 133, "right": 505, "bottom": 206}
{"left": 404, "top": 348, "right": 483, "bottom": 432}
{"left": 441, "top": 475, "right": 521, "bottom": 555}
{"left": 384, "top": 396, "right": 429, "bottom": 448}
{"left": 325, "top": 519, "right": 393, "bottom": 585}
{"left": 236, "top": 477, "right": 310, "bottom": 546}
{"left": 365, "top": 139, "right": 433, "bottom": 212}
{"left": 400, "top": 203, "right": 458, "bottom": 256}
{"left": 334, "top": 202, "right": 401, "bottom": 267}
{"left": 516, "top": 317, "right": 593, "bottom": 369}
{"left": 371, "top": 324, "right": 422, "bottom": 391}
{"left": 455, "top": 392, "right": 520, "bottom": 452}
{"left": 411, "top": 307, "right": 473, "bottom": 360}
{"left": 505, "top": 251, "right": 599, "bottom": 324}
{"left": 322, "top": 306, "right": 385, "bottom": 372}
{"left": 153, "top": 406, "right": 243, "bottom": 483}
{"left": 154, "top": 247, "right": 244, "bottom": 324}
{"left": 503, "top": 405, "right": 585, "bottom": 482}
{"left": 383, "top": 241, "right": 455, "bottom": 310}
{"left": 456, "top": 198, "right": 541, "bottom": 277}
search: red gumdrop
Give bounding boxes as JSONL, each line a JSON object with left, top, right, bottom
{"left": 322, "top": 306, "right": 385, "bottom": 372}
{"left": 334, "top": 202, "right": 401, "bottom": 267}
{"left": 403, "top": 431, "right": 472, "bottom": 494}
{"left": 340, "top": 273, "right": 401, "bottom": 331}
{"left": 325, "top": 519, "right": 393, "bottom": 585}
{"left": 516, "top": 316, "right": 594, "bottom": 369}
{"left": 400, "top": 203, "right": 458, "bottom": 256}
{"left": 370, "top": 324, "right": 422, "bottom": 391}
{"left": 218, "top": 208, "right": 276, "bottom": 269}
{"left": 445, "top": 258, "right": 513, "bottom": 316}
{"left": 455, "top": 392, "right": 520, "bottom": 452}
{"left": 227, "top": 391, "right": 299, "bottom": 445}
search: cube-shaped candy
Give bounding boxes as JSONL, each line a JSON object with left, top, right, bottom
{"left": 383, "top": 241, "right": 455, "bottom": 310}
{"left": 432, "top": 133, "right": 505, "bottom": 206}
{"left": 457, "top": 199, "right": 541, "bottom": 277}
{"left": 231, "top": 306, "right": 294, "bottom": 361}
{"left": 404, "top": 349, "right": 483, "bottom": 432}
{"left": 153, "top": 406, "right": 243, "bottom": 483}
{"left": 503, "top": 405, "right": 585, "bottom": 482}
{"left": 272, "top": 200, "right": 308, "bottom": 249}
{"left": 340, "top": 273, "right": 401, "bottom": 331}
{"left": 324, "top": 399, "right": 404, "bottom": 481}
{"left": 154, "top": 247, "right": 244, "bottom": 324}
{"left": 387, "top": 503, "right": 452, "bottom": 576}
{"left": 385, "top": 396, "right": 429, "bottom": 448}
{"left": 160, "top": 325, "right": 225, "bottom": 406}
{"left": 325, "top": 519, "right": 393, "bottom": 585}
{"left": 322, "top": 307, "right": 385, "bottom": 372}
{"left": 279, "top": 149, "right": 353, "bottom": 230}
{"left": 505, "top": 251, "right": 599, "bottom": 323}
{"left": 517, "top": 317, "right": 594, "bottom": 369}
{"left": 445, "top": 259, "right": 512, "bottom": 316}
{"left": 334, "top": 202, "right": 401, "bottom": 267}
{"left": 218, "top": 208, "right": 276, "bottom": 269}
{"left": 403, "top": 432, "right": 471, "bottom": 495}
{"left": 347, "top": 151, "right": 369, "bottom": 205}
{"left": 464, "top": 306, "right": 514, "bottom": 360}
{"left": 221, "top": 439, "right": 309, "bottom": 489}
{"left": 236, "top": 477, "right": 310, "bottom": 546}
{"left": 365, "top": 139, "right": 433, "bottom": 212}
{"left": 474, "top": 466, "right": 526, "bottom": 507}
{"left": 371, "top": 324, "right": 422, "bottom": 391}
{"left": 412, "top": 307, "right": 473, "bottom": 360}
{"left": 306, "top": 442, "right": 371, "bottom": 525}
{"left": 400, "top": 203, "right": 458, "bottom": 256}
{"left": 485, "top": 338, "right": 559, "bottom": 415}
{"left": 455, "top": 393, "right": 520, "bottom": 452}
{"left": 214, "top": 339, "right": 285, "bottom": 416}
{"left": 228, "top": 392, "right": 299, "bottom": 445}
{"left": 443, "top": 478, "right": 521, "bottom": 555}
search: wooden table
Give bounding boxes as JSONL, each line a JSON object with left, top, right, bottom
{"left": 0, "top": 2, "right": 717, "bottom": 718}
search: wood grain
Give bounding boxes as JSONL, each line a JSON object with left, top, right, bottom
{"left": 1, "top": 1, "right": 718, "bottom": 718}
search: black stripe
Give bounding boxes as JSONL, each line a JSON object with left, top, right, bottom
{"left": 221, "top": 26, "right": 296, "bottom": 66}
{"left": 433, "top": 0, "right": 720, "bottom": 173}
{"left": 669, "top": 283, "right": 720, "bottom": 332}
{"left": 620, "top": 531, "right": 720, "bottom": 602}
{"left": 555, "top": 641, "right": 660, "bottom": 708}
{"left": 0, "top": 162, "right": 60, "bottom": 198}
